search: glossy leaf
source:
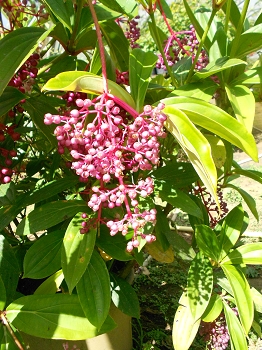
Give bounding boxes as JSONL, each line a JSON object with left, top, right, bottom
{"left": 164, "top": 105, "right": 218, "bottom": 206}
{"left": 42, "top": 71, "right": 136, "bottom": 109}
{"left": 0, "top": 235, "right": 20, "bottom": 305}
{"left": 23, "top": 231, "right": 64, "bottom": 279}
{"left": 110, "top": 273, "right": 140, "bottom": 318}
{"left": 195, "top": 225, "right": 220, "bottom": 262}
{"left": 193, "top": 58, "right": 246, "bottom": 81}
{"left": 202, "top": 294, "right": 223, "bottom": 322}
{"left": 96, "top": 225, "right": 133, "bottom": 261}
{"left": 42, "top": 0, "right": 73, "bottom": 32}
{"left": 0, "top": 27, "right": 49, "bottom": 96}
{"left": 218, "top": 204, "right": 245, "bottom": 260}
{"left": 223, "top": 300, "right": 248, "bottom": 350}
{"left": 161, "top": 96, "right": 258, "bottom": 161}
{"left": 187, "top": 252, "right": 213, "bottom": 321}
{"left": 172, "top": 292, "right": 201, "bottom": 350}
{"left": 61, "top": 214, "right": 96, "bottom": 294}
{"left": 222, "top": 264, "right": 254, "bottom": 333}
{"left": 233, "top": 23, "right": 262, "bottom": 58}
{"left": 0, "top": 87, "right": 26, "bottom": 118}
{"left": 77, "top": 250, "right": 111, "bottom": 329}
{"left": 0, "top": 275, "right": 6, "bottom": 311}
{"left": 129, "top": 48, "right": 158, "bottom": 112}
{"left": 225, "top": 84, "right": 255, "bottom": 132}
{"left": 34, "top": 270, "right": 64, "bottom": 295}
{"left": 16, "top": 200, "right": 88, "bottom": 236}
{"left": 221, "top": 243, "right": 262, "bottom": 265}
{"left": 226, "top": 184, "right": 259, "bottom": 220}
{"left": 6, "top": 294, "right": 116, "bottom": 340}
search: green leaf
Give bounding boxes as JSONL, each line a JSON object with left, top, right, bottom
{"left": 61, "top": 214, "right": 96, "bottom": 294}
{"left": 221, "top": 243, "right": 262, "bottom": 265}
{"left": 251, "top": 287, "right": 262, "bottom": 314}
{"left": 159, "top": 187, "right": 203, "bottom": 219}
{"left": 222, "top": 0, "right": 242, "bottom": 32}
{"left": 100, "top": 20, "right": 129, "bottom": 72}
{"left": 195, "top": 225, "right": 220, "bottom": 262}
{"left": 6, "top": 294, "right": 116, "bottom": 340}
{"left": 218, "top": 204, "right": 245, "bottom": 261}
{"left": 42, "top": 71, "right": 136, "bottom": 109}
{"left": 42, "top": 0, "right": 73, "bottom": 32}
{"left": 233, "top": 23, "right": 262, "bottom": 58}
{"left": 0, "top": 235, "right": 20, "bottom": 305}
{"left": 167, "top": 80, "right": 218, "bottom": 102}
{"left": 0, "top": 205, "right": 21, "bottom": 232}
{"left": 232, "top": 167, "right": 262, "bottom": 185}
{"left": 34, "top": 270, "right": 64, "bottom": 295}
{"left": 0, "top": 323, "right": 24, "bottom": 350}
{"left": 202, "top": 294, "right": 223, "bottom": 322}
{"left": 16, "top": 200, "right": 89, "bottom": 236}
{"left": 221, "top": 264, "right": 254, "bottom": 333}
{"left": 172, "top": 292, "right": 201, "bottom": 350}
{"left": 161, "top": 96, "right": 258, "bottom": 161}
{"left": 0, "top": 275, "right": 6, "bottom": 311}
{"left": 96, "top": 225, "right": 133, "bottom": 261}
{"left": 226, "top": 184, "right": 259, "bottom": 220}
{"left": 110, "top": 273, "right": 140, "bottom": 318}
{"left": 0, "top": 87, "right": 26, "bottom": 118}
{"left": 77, "top": 250, "right": 111, "bottom": 330}
{"left": 204, "top": 135, "right": 226, "bottom": 169}
{"left": 0, "top": 27, "right": 51, "bottom": 96}
{"left": 129, "top": 48, "right": 158, "bottom": 112}
{"left": 23, "top": 231, "right": 64, "bottom": 279}
{"left": 187, "top": 252, "right": 213, "bottom": 321}
{"left": 223, "top": 300, "right": 248, "bottom": 350}
{"left": 164, "top": 105, "right": 218, "bottom": 207}
{"left": 193, "top": 58, "right": 246, "bottom": 81}
{"left": 230, "top": 67, "right": 262, "bottom": 85}
{"left": 98, "top": 0, "right": 136, "bottom": 15}
{"left": 0, "top": 182, "right": 16, "bottom": 206}
{"left": 154, "top": 208, "right": 173, "bottom": 252}
{"left": 225, "top": 84, "right": 255, "bottom": 133}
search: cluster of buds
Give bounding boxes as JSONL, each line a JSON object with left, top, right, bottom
{"left": 116, "top": 16, "right": 141, "bottom": 49}
{"left": 44, "top": 93, "right": 167, "bottom": 250}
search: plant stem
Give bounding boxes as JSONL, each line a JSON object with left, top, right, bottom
{"left": 185, "top": 9, "right": 217, "bottom": 84}
{"left": 88, "top": 0, "right": 108, "bottom": 94}
{"left": 0, "top": 312, "right": 25, "bottom": 350}
{"left": 148, "top": 8, "right": 179, "bottom": 88}
{"left": 67, "top": 0, "right": 84, "bottom": 53}
{"left": 224, "top": 0, "right": 232, "bottom": 35}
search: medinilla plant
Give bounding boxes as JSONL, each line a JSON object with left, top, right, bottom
{"left": 0, "top": 0, "right": 262, "bottom": 349}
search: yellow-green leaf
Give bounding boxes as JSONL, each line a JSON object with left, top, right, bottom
{"left": 204, "top": 135, "right": 226, "bottom": 168}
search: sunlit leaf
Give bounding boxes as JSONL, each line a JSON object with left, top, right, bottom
{"left": 233, "top": 23, "right": 262, "bottom": 58}
{"left": 195, "top": 225, "right": 220, "bottom": 262}
{"left": 34, "top": 270, "right": 64, "bottom": 295}
{"left": 221, "top": 243, "right": 262, "bottom": 265}
{"left": 42, "top": 0, "right": 73, "bottom": 32}
{"left": 204, "top": 135, "right": 226, "bottom": 168}
{"left": 202, "top": 294, "right": 223, "bottom": 322}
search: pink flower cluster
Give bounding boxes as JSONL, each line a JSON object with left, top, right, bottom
{"left": 44, "top": 93, "right": 167, "bottom": 250}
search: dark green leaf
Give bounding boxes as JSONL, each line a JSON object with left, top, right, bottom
{"left": 110, "top": 273, "right": 140, "bottom": 318}
{"left": 0, "top": 205, "right": 21, "bottom": 232}
{"left": 16, "top": 200, "right": 89, "bottom": 236}
{"left": 130, "top": 48, "right": 158, "bottom": 112}
{"left": 0, "top": 87, "right": 26, "bottom": 118}
{"left": 222, "top": 264, "right": 254, "bottom": 333}
{"left": 154, "top": 207, "right": 172, "bottom": 252}
{"left": 6, "top": 294, "right": 116, "bottom": 340}
{"left": 75, "top": 30, "right": 97, "bottom": 53}
{"left": 157, "top": 0, "right": 173, "bottom": 20}
{"left": 231, "top": 167, "right": 262, "bottom": 185}
{"left": 0, "top": 275, "right": 6, "bottom": 310}
{"left": 187, "top": 252, "right": 213, "bottom": 321}
{"left": 23, "top": 231, "right": 64, "bottom": 279}
{"left": 77, "top": 250, "right": 111, "bottom": 330}
{"left": 222, "top": 0, "right": 242, "bottom": 31}
{"left": 195, "top": 225, "right": 220, "bottom": 262}
{"left": 42, "top": 0, "right": 73, "bottom": 32}
{"left": 0, "top": 27, "right": 50, "bottom": 96}
{"left": 61, "top": 214, "right": 96, "bottom": 294}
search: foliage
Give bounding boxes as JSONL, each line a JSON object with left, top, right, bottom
{"left": 0, "top": 0, "right": 262, "bottom": 349}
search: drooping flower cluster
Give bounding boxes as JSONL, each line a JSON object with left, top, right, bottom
{"left": 116, "top": 16, "right": 141, "bottom": 49}
{"left": 44, "top": 93, "right": 167, "bottom": 250}
{"left": 156, "top": 25, "right": 209, "bottom": 71}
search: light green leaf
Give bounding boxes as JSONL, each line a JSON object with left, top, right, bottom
{"left": 231, "top": 67, "right": 262, "bottom": 85}
{"left": 77, "top": 250, "right": 111, "bottom": 330}
{"left": 0, "top": 323, "right": 24, "bottom": 350}
{"left": 23, "top": 231, "right": 64, "bottom": 279}
{"left": 187, "top": 252, "right": 213, "bottom": 321}
{"left": 221, "top": 243, "right": 262, "bottom": 265}
{"left": 251, "top": 287, "right": 262, "bottom": 314}
{"left": 42, "top": 0, "right": 73, "bottom": 32}
{"left": 61, "top": 214, "right": 96, "bottom": 294}
{"left": 172, "top": 292, "right": 201, "bottom": 350}
{"left": 0, "top": 275, "right": 6, "bottom": 311}
{"left": 225, "top": 84, "right": 255, "bottom": 132}
{"left": 42, "top": 71, "right": 136, "bottom": 110}
{"left": 110, "top": 273, "right": 140, "bottom": 318}
{"left": 0, "top": 87, "right": 26, "bottom": 118}
{"left": 161, "top": 96, "right": 258, "bottom": 161}
{"left": 0, "top": 182, "right": 16, "bottom": 206}
{"left": 16, "top": 200, "right": 88, "bottom": 236}
{"left": 222, "top": 264, "right": 254, "bottom": 333}
{"left": 195, "top": 225, "right": 220, "bottom": 262}
{"left": 167, "top": 80, "right": 218, "bottom": 102}
{"left": 202, "top": 294, "right": 223, "bottom": 322}
{"left": 193, "top": 58, "right": 246, "bottom": 81}
{"left": 204, "top": 135, "right": 226, "bottom": 168}
{"left": 164, "top": 105, "right": 218, "bottom": 207}
{"left": 129, "top": 48, "right": 158, "bottom": 112}
{"left": 233, "top": 23, "right": 262, "bottom": 58}
{"left": 223, "top": 300, "right": 248, "bottom": 350}
{"left": 98, "top": 0, "right": 137, "bottom": 15}
{"left": 0, "top": 27, "right": 51, "bottom": 96}
{"left": 34, "top": 270, "right": 64, "bottom": 295}
{"left": 6, "top": 294, "right": 116, "bottom": 340}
